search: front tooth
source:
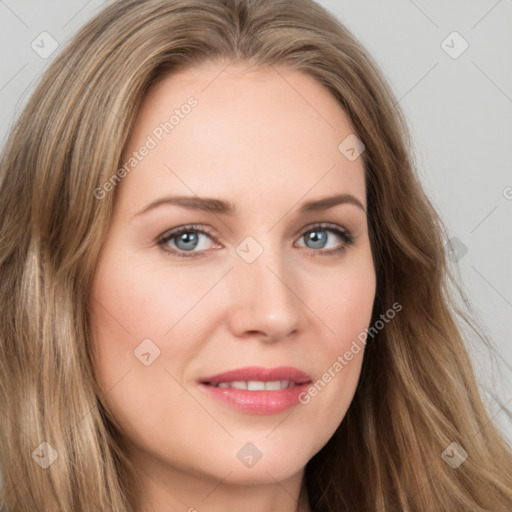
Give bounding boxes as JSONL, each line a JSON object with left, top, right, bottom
{"left": 231, "top": 381, "right": 248, "bottom": 390}
{"left": 281, "top": 380, "right": 291, "bottom": 388}
{"left": 264, "top": 380, "right": 282, "bottom": 390}
{"left": 247, "top": 381, "right": 265, "bottom": 391}
{"left": 217, "top": 382, "right": 230, "bottom": 388}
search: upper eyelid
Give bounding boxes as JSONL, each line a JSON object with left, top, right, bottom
{"left": 292, "top": 221, "right": 349, "bottom": 239}
{"left": 157, "top": 224, "right": 216, "bottom": 241}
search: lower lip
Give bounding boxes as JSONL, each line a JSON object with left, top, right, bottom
{"left": 198, "top": 383, "right": 312, "bottom": 414}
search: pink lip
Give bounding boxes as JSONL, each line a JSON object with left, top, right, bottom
{"left": 198, "top": 366, "right": 312, "bottom": 415}
{"left": 199, "top": 365, "right": 311, "bottom": 385}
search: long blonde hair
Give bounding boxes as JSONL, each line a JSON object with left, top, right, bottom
{"left": 1, "top": 0, "right": 511, "bottom": 510}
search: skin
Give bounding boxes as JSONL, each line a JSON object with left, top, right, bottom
{"left": 89, "top": 60, "right": 376, "bottom": 512}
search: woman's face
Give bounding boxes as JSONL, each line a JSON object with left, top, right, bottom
{"left": 90, "top": 60, "right": 376, "bottom": 497}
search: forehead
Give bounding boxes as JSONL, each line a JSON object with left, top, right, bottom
{"left": 117, "top": 61, "right": 366, "bottom": 214}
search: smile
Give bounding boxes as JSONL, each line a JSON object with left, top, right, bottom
{"left": 198, "top": 366, "right": 312, "bottom": 414}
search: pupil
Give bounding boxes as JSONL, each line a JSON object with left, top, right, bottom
{"left": 306, "top": 230, "right": 326, "bottom": 249}
{"left": 176, "top": 232, "right": 198, "bottom": 250}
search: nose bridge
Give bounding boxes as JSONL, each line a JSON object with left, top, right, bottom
{"left": 229, "top": 235, "right": 302, "bottom": 339}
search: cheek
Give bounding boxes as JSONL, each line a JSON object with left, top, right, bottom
{"left": 312, "top": 250, "right": 376, "bottom": 350}
{"left": 89, "top": 244, "right": 224, "bottom": 350}
{"left": 295, "top": 253, "right": 375, "bottom": 441}
{"left": 88, "top": 252, "right": 207, "bottom": 448}
{"left": 88, "top": 247, "right": 228, "bottom": 406}
{"left": 325, "top": 272, "right": 376, "bottom": 343}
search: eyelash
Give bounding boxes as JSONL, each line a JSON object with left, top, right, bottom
{"left": 156, "top": 222, "right": 355, "bottom": 259}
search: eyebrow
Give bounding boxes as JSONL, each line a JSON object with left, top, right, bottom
{"left": 134, "top": 193, "right": 366, "bottom": 217}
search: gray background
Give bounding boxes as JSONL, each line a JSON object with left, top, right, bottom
{"left": 1, "top": 0, "right": 511, "bottom": 443}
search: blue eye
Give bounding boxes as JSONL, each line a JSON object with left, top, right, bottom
{"left": 174, "top": 231, "right": 199, "bottom": 251}
{"left": 304, "top": 229, "right": 329, "bottom": 249}
{"left": 158, "top": 225, "right": 215, "bottom": 257}
{"left": 296, "top": 224, "right": 354, "bottom": 255}
{"left": 157, "top": 223, "right": 354, "bottom": 258}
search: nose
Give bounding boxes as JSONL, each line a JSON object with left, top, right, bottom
{"left": 227, "top": 245, "right": 302, "bottom": 342}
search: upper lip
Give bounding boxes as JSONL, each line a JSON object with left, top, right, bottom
{"left": 199, "top": 366, "right": 311, "bottom": 385}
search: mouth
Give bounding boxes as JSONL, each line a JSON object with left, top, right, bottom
{"left": 203, "top": 380, "right": 303, "bottom": 390}
{"left": 197, "top": 366, "right": 312, "bottom": 415}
